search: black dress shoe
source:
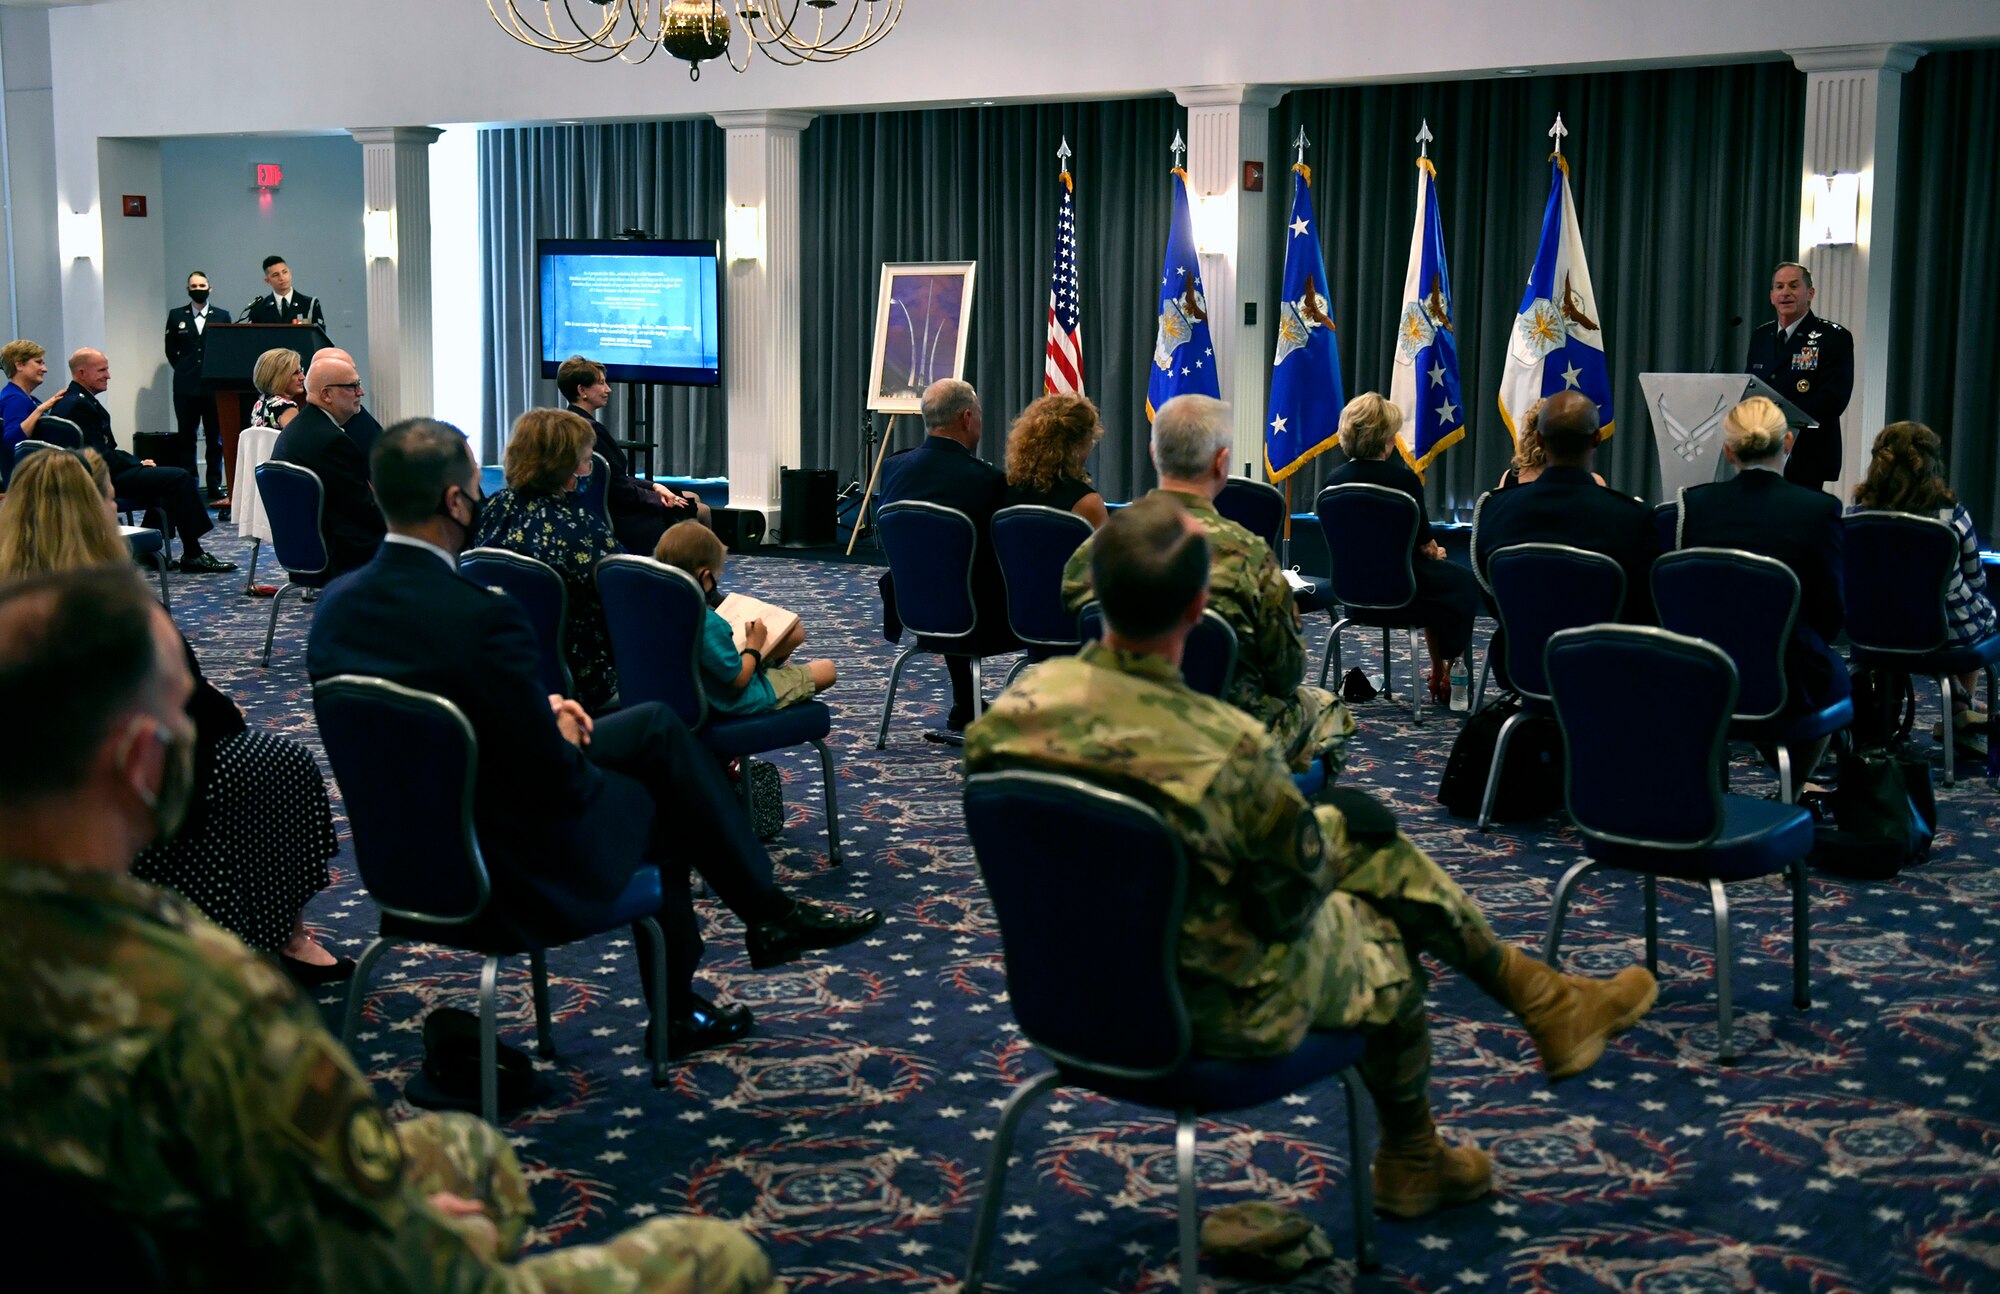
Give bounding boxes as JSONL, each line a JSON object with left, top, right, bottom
{"left": 177, "top": 551, "right": 239, "bottom": 574}
{"left": 280, "top": 953, "right": 356, "bottom": 987}
{"left": 745, "top": 898, "right": 883, "bottom": 969}
{"left": 656, "top": 994, "right": 755, "bottom": 1060}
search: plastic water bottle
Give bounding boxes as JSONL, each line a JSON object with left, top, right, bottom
{"left": 1449, "top": 661, "right": 1470, "bottom": 713}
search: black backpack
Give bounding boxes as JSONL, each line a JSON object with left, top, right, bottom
{"left": 1438, "top": 693, "right": 1566, "bottom": 821}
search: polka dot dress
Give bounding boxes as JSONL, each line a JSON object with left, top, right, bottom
{"left": 131, "top": 730, "right": 338, "bottom": 953}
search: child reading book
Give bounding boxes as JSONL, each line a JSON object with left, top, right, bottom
{"left": 654, "top": 523, "right": 836, "bottom": 716}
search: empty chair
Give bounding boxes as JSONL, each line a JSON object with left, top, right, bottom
{"left": 1217, "top": 474, "right": 1335, "bottom": 614}
{"left": 991, "top": 503, "right": 1094, "bottom": 686}
{"left": 1544, "top": 625, "right": 1814, "bottom": 1064}
{"left": 959, "top": 768, "right": 1376, "bottom": 1292}
{"left": 253, "top": 461, "right": 334, "bottom": 666}
{"left": 874, "top": 500, "right": 997, "bottom": 748}
{"left": 317, "top": 674, "right": 671, "bottom": 1124}
{"left": 597, "top": 554, "right": 843, "bottom": 862}
{"left": 576, "top": 450, "right": 611, "bottom": 528}
{"left": 1652, "top": 548, "right": 1853, "bottom": 801}
{"left": 461, "top": 547, "right": 574, "bottom": 698}
{"left": 1315, "top": 482, "right": 1430, "bottom": 721}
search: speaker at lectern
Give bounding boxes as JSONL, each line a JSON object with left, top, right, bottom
{"left": 1639, "top": 373, "right": 1817, "bottom": 501}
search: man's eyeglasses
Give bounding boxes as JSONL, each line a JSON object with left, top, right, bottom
{"left": 327, "top": 382, "right": 364, "bottom": 393}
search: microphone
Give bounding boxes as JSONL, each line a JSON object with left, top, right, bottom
{"left": 1706, "top": 315, "right": 1744, "bottom": 373}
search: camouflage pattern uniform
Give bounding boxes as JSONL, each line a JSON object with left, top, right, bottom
{"left": 0, "top": 859, "right": 779, "bottom": 1294}
{"left": 1062, "top": 488, "right": 1351, "bottom": 773}
{"left": 965, "top": 644, "right": 1503, "bottom": 1115}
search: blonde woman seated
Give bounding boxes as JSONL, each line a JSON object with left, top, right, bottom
{"left": 656, "top": 522, "right": 835, "bottom": 716}
{"left": 1003, "top": 392, "right": 1109, "bottom": 528}
{"left": 248, "top": 347, "right": 307, "bottom": 430}
{"left": 1325, "top": 392, "right": 1483, "bottom": 703}
{"left": 0, "top": 448, "right": 345, "bottom": 983}
{"left": 1498, "top": 398, "right": 1606, "bottom": 489}
{"left": 469, "top": 408, "right": 622, "bottom": 713}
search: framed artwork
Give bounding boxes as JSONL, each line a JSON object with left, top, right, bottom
{"left": 866, "top": 261, "right": 977, "bottom": 413}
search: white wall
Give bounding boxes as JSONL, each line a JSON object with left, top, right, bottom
{"left": 0, "top": 6, "right": 60, "bottom": 346}
{"left": 428, "top": 124, "right": 483, "bottom": 435}
{"left": 96, "top": 136, "right": 161, "bottom": 447}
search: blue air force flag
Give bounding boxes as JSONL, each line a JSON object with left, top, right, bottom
{"left": 1146, "top": 167, "right": 1219, "bottom": 420}
{"left": 1389, "top": 156, "right": 1465, "bottom": 476}
{"left": 1497, "top": 152, "right": 1614, "bottom": 440}
{"left": 1265, "top": 162, "right": 1346, "bottom": 482}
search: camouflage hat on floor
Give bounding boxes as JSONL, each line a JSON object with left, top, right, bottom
{"left": 1200, "top": 1201, "right": 1337, "bottom": 1279}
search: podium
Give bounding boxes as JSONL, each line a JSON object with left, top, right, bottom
{"left": 1639, "top": 372, "right": 1816, "bottom": 500}
{"left": 199, "top": 322, "right": 332, "bottom": 500}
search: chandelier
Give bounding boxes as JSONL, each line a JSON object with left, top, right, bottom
{"left": 487, "top": 0, "right": 905, "bottom": 80}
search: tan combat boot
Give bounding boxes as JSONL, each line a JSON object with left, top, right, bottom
{"left": 1493, "top": 944, "right": 1658, "bottom": 1081}
{"left": 1372, "top": 1109, "right": 1494, "bottom": 1219}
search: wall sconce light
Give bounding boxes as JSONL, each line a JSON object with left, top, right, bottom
{"left": 59, "top": 207, "right": 101, "bottom": 263}
{"left": 726, "top": 203, "right": 764, "bottom": 262}
{"left": 363, "top": 208, "right": 398, "bottom": 261}
{"left": 1806, "top": 172, "right": 1859, "bottom": 246}
{"left": 1191, "top": 191, "right": 1235, "bottom": 256}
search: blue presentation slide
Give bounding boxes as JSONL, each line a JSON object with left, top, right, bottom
{"left": 540, "top": 252, "right": 719, "bottom": 375}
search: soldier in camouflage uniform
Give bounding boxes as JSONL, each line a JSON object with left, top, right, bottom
{"left": 0, "top": 569, "right": 777, "bottom": 1294}
{"left": 1062, "top": 393, "right": 1348, "bottom": 773}
{"left": 972, "top": 497, "right": 1658, "bottom": 1218}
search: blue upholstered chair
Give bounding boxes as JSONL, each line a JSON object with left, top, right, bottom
{"left": 1315, "top": 482, "right": 1431, "bottom": 721}
{"left": 874, "top": 500, "right": 992, "bottom": 748}
{"left": 316, "top": 675, "right": 671, "bottom": 1124}
{"left": 1844, "top": 512, "right": 2000, "bottom": 784}
{"left": 1076, "top": 601, "right": 1239, "bottom": 701}
{"left": 576, "top": 451, "right": 612, "bottom": 529}
{"left": 1476, "top": 543, "right": 1627, "bottom": 830}
{"left": 1217, "top": 475, "right": 1334, "bottom": 614}
{"left": 1653, "top": 500, "right": 1679, "bottom": 554}
{"left": 9, "top": 437, "right": 59, "bottom": 462}
{"left": 461, "top": 547, "right": 574, "bottom": 698}
{"left": 1652, "top": 548, "right": 1853, "bottom": 801}
{"left": 120, "top": 524, "right": 172, "bottom": 614}
{"left": 253, "top": 461, "right": 334, "bottom": 666}
{"left": 597, "top": 555, "right": 843, "bottom": 862}
{"left": 1544, "top": 626, "right": 1814, "bottom": 1064}
{"left": 960, "top": 769, "right": 1377, "bottom": 1292}
{"left": 991, "top": 504, "right": 1094, "bottom": 686}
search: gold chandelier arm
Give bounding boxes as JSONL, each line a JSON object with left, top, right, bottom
{"left": 737, "top": 0, "right": 901, "bottom": 59}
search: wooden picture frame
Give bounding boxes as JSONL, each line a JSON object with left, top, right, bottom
{"left": 866, "top": 260, "right": 977, "bottom": 414}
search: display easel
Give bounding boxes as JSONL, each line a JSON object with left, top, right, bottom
{"left": 846, "top": 413, "right": 904, "bottom": 556}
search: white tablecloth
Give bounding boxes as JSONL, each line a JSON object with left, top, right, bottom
{"left": 232, "top": 425, "right": 281, "bottom": 544}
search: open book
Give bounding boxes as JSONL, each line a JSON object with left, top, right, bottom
{"left": 715, "top": 592, "right": 801, "bottom": 654}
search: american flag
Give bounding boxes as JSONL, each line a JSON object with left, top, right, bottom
{"left": 1044, "top": 167, "right": 1083, "bottom": 395}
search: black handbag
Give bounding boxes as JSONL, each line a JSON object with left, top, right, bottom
{"left": 1812, "top": 746, "right": 1937, "bottom": 880}
{"left": 1438, "top": 694, "right": 1565, "bottom": 821}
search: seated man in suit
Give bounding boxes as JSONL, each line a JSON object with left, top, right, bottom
{"left": 876, "top": 378, "right": 1021, "bottom": 741}
{"left": 1062, "top": 393, "right": 1348, "bottom": 774}
{"left": 969, "top": 497, "right": 1656, "bottom": 1218}
{"left": 308, "top": 348, "right": 384, "bottom": 460}
{"left": 307, "top": 418, "right": 880, "bottom": 1056}
{"left": 47, "top": 348, "right": 237, "bottom": 573}
{"left": 0, "top": 567, "right": 778, "bottom": 1292}
{"left": 242, "top": 254, "right": 327, "bottom": 328}
{"left": 1471, "top": 391, "right": 1655, "bottom": 624}
{"left": 558, "top": 354, "right": 711, "bottom": 552}
{"left": 271, "top": 354, "right": 387, "bottom": 574}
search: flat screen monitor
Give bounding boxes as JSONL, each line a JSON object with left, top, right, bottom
{"left": 537, "top": 238, "right": 721, "bottom": 386}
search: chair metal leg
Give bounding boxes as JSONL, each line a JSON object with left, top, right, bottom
{"left": 970, "top": 658, "right": 985, "bottom": 722}
{"left": 339, "top": 936, "right": 393, "bottom": 1045}
{"left": 635, "top": 917, "right": 671, "bottom": 1086}
{"left": 1318, "top": 618, "right": 1350, "bottom": 689}
{"left": 1409, "top": 629, "right": 1425, "bottom": 725}
{"left": 1003, "top": 655, "right": 1029, "bottom": 688}
{"left": 874, "top": 644, "right": 918, "bottom": 749}
{"left": 1544, "top": 857, "right": 1600, "bottom": 963}
{"left": 1643, "top": 875, "right": 1659, "bottom": 975}
{"left": 1938, "top": 675, "right": 1955, "bottom": 786}
{"left": 1987, "top": 666, "right": 2000, "bottom": 780}
{"left": 529, "top": 951, "right": 556, "bottom": 1059}
{"left": 1477, "top": 710, "right": 1529, "bottom": 830}
{"left": 1176, "top": 1112, "right": 1202, "bottom": 1294}
{"left": 962, "top": 1070, "right": 1063, "bottom": 1294}
{"left": 244, "top": 537, "right": 261, "bottom": 595}
{"left": 260, "top": 582, "right": 293, "bottom": 666}
{"left": 1475, "top": 636, "right": 1490, "bottom": 705}
{"left": 1338, "top": 1069, "right": 1381, "bottom": 1271}
{"left": 1709, "top": 878, "right": 1735, "bottom": 1065}
{"left": 1776, "top": 743, "right": 1794, "bottom": 804}
{"left": 1789, "top": 859, "right": 1811, "bottom": 1010}
{"left": 1380, "top": 628, "right": 1393, "bottom": 700}
{"left": 811, "top": 738, "right": 843, "bottom": 865}
{"left": 151, "top": 552, "right": 171, "bottom": 615}
{"left": 478, "top": 954, "right": 503, "bottom": 1125}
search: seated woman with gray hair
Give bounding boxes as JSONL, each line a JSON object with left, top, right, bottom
{"left": 1324, "top": 392, "right": 1483, "bottom": 704}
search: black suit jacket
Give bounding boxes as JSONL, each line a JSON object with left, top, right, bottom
{"left": 877, "top": 435, "right": 1017, "bottom": 651}
{"left": 46, "top": 382, "right": 142, "bottom": 475}
{"left": 1472, "top": 465, "right": 1657, "bottom": 624}
{"left": 344, "top": 405, "right": 384, "bottom": 462}
{"left": 306, "top": 542, "right": 653, "bottom": 942}
{"left": 270, "top": 403, "right": 385, "bottom": 572}
{"left": 242, "top": 292, "right": 326, "bottom": 328}
{"left": 164, "top": 304, "right": 232, "bottom": 398}
{"left": 1745, "top": 309, "right": 1852, "bottom": 486}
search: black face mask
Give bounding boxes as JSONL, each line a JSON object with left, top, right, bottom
{"left": 443, "top": 486, "right": 483, "bottom": 549}
{"left": 703, "top": 572, "right": 726, "bottom": 610}
{"left": 188, "top": 289, "right": 209, "bottom": 304}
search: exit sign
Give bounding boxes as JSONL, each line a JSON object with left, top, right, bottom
{"left": 253, "top": 163, "right": 283, "bottom": 190}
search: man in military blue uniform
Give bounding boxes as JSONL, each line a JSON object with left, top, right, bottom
{"left": 243, "top": 254, "right": 328, "bottom": 328}
{"left": 163, "top": 269, "right": 231, "bottom": 493}
{"left": 1744, "top": 260, "right": 1852, "bottom": 492}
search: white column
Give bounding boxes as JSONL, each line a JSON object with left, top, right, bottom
{"left": 1787, "top": 43, "right": 1921, "bottom": 501}
{"left": 714, "top": 109, "right": 812, "bottom": 530}
{"left": 349, "top": 126, "right": 442, "bottom": 427}
{"left": 1176, "top": 84, "right": 1283, "bottom": 478}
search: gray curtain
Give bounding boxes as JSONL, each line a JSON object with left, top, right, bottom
{"left": 799, "top": 99, "right": 1181, "bottom": 502}
{"left": 478, "top": 122, "right": 726, "bottom": 470}
{"left": 1888, "top": 49, "right": 2000, "bottom": 538}
{"left": 1267, "top": 63, "right": 1805, "bottom": 516}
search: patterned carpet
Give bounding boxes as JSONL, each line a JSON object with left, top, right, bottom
{"left": 175, "top": 527, "right": 1999, "bottom": 1293}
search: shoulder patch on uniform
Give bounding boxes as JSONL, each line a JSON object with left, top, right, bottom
{"left": 1296, "top": 808, "right": 1324, "bottom": 870}
{"left": 340, "top": 1102, "right": 404, "bottom": 1198}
